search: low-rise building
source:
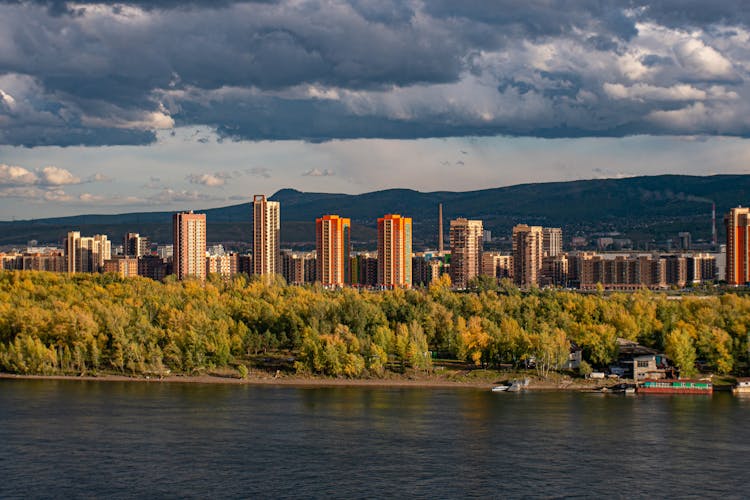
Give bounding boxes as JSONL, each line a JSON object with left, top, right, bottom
{"left": 138, "top": 255, "right": 169, "bottom": 281}
{"left": 481, "top": 252, "right": 512, "bottom": 280}
{"left": 104, "top": 257, "right": 139, "bottom": 278}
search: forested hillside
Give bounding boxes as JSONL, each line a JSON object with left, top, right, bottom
{"left": 2, "top": 174, "right": 749, "bottom": 246}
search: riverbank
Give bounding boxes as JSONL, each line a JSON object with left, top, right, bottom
{"left": 0, "top": 371, "right": 616, "bottom": 391}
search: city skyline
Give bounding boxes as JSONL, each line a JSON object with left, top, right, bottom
{"left": 3, "top": 1, "right": 750, "bottom": 218}
{"left": 0, "top": 196, "right": 732, "bottom": 291}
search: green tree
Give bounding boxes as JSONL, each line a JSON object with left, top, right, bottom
{"left": 665, "top": 322, "right": 697, "bottom": 378}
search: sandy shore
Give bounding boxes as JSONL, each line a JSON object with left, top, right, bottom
{"left": 0, "top": 372, "right": 603, "bottom": 391}
{"left": 0, "top": 372, "right": 493, "bottom": 389}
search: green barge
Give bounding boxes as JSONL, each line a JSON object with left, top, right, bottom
{"left": 638, "top": 379, "right": 713, "bottom": 394}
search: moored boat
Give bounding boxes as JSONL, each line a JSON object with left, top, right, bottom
{"left": 638, "top": 379, "right": 712, "bottom": 394}
{"left": 732, "top": 378, "right": 750, "bottom": 395}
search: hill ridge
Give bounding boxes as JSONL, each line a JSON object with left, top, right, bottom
{"left": 1, "top": 174, "right": 747, "bottom": 247}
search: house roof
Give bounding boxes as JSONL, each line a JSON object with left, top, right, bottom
{"left": 616, "top": 338, "right": 659, "bottom": 357}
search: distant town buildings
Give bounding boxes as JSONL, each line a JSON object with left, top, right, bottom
{"left": 377, "top": 214, "right": 412, "bottom": 288}
{"left": 173, "top": 211, "right": 207, "bottom": 281}
{"left": 543, "top": 227, "right": 563, "bottom": 257}
{"left": 570, "top": 252, "right": 716, "bottom": 291}
{"left": 253, "top": 194, "right": 280, "bottom": 277}
{"left": 138, "top": 254, "right": 169, "bottom": 281}
{"left": 103, "top": 256, "right": 139, "bottom": 278}
{"left": 541, "top": 254, "right": 569, "bottom": 287}
{"left": 353, "top": 252, "right": 378, "bottom": 287}
{"left": 206, "top": 254, "right": 232, "bottom": 278}
{"left": 0, "top": 249, "right": 64, "bottom": 273}
{"left": 65, "top": 231, "right": 111, "bottom": 273}
{"left": 481, "top": 252, "right": 513, "bottom": 280}
{"left": 124, "top": 232, "right": 150, "bottom": 258}
{"left": 281, "top": 250, "right": 316, "bottom": 285}
{"left": 157, "top": 244, "right": 173, "bottom": 260}
{"left": 449, "top": 218, "right": 483, "bottom": 288}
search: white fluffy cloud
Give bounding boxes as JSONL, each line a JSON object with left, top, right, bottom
{"left": 673, "top": 38, "right": 735, "bottom": 80}
{"left": 0, "top": 164, "right": 83, "bottom": 186}
{"left": 0, "top": 165, "right": 38, "bottom": 185}
{"left": 186, "top": 171, "right": 233, "bottom": 187}
{"left": 302, "top": 168, "right": 336, "bottom": 177}
{"left": 0, "top": 186, "right": 72, "bottom": 202}
{"left": 150, "top": 188, "right": 224, "bottom": 203}
{"left": 40, "top": 166, "right": 81, "bottom": 185}
{"left": 603, "top": 83, "right": 708, "bottom": 101}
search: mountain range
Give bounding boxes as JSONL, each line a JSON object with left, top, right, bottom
{"left": 1, "top": 174, "right": 748, "bottom": 249}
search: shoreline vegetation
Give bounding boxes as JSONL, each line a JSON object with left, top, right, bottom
{"left": 1, "top": 271, "right": 749, "bottom": 385}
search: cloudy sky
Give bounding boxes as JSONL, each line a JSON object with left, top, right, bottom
{"left": 2, "top": 0, "right": 750, "bottom": 219}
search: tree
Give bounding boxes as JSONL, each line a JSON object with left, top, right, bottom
{"left": 578, "top": 360, "right": 593, "bottom": 378}
{"left": 467, "top": 275, "right": 498, "bottom": 293}
{"left": 665, "top": 322, "right": 697, "bottom": 378}
{"left": 529, "top": 324, "right": 569, "bottom": 378}
{"left": 457, "top": 316, "right": 491, "bottom": 367}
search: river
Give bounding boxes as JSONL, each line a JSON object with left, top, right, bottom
{"left": 1, "top": 379, "right": 749, "bottom": 498}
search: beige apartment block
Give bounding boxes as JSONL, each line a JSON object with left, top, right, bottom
{"left": 253, "top": 194, "right": 280, "bottom": 277}
{"left": 512, "top": 224, "right": 544, "bottom": 288}
{"left": 173, "top": 211, "right": 207, "bottom": 281}
{"left": 449, "top": 218, "right": 483, "bottom": 288}
{"left": 65, "top": 231, "right": 111, "bottom": 273}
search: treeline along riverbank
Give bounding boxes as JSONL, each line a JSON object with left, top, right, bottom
{"left": 0, "top": 271, "right": 748, "bottom": 378}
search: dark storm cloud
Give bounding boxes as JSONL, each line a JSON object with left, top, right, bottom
{"left": 1, "top": 0, "right": 750, "bottom": 146}
{"left": 632, "top": 0, "right": 750, "bottom": 29}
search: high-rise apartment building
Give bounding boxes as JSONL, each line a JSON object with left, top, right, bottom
{"left": 316, "top": 215, "right": 351, "bottom": 287}
{"left": 512, "top": 224, "right": 544, "bottom": 288}
{"left": 377, "top": 214, "right": 412, "bottom": 288}
{"left": 123, "top": 232, "right": 150, "bottom": 257}
{"left": 438, "top": 203, "right": 444, "bottom": 255}
{"left": 542, "top": 227, "right": 563, "bottom": 257}
{"left": 65, "top": 231, "right": 111, "bottom": 273}
{"left": 172, "top": 211, "right": 207, "bottom": 281}
{"left": 725, "top": 207, "right": 750, "bottom": 285}
{"left": 449, "top": 218, "right": 483, "bottom": 288}
{"left": 252, "top": 194, "right": 280, "bottom": 277}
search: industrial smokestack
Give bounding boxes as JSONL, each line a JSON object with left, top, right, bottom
{"left": 712, "top": 202, "right": 717, "bottom": 247}
{"left": 438, "top": 203, "right": 444, "bottom": 255}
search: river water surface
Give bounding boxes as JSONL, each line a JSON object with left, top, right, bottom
{"left": 1, "top": 379, "right": 749, "bottom": 498}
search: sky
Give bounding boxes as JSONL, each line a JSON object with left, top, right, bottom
{"left": 2, "top": 0, "right": 750, "bottom": 219}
